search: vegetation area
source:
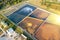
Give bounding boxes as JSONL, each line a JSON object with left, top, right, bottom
{"left": 41, "top": 0, "right": 60, "bottom": 10}
{"left": 0, "top": 0, "right": 27, "bottom": 9}
{"left": 15, "top": 27, "right": 23, "bottom": 35}
{"left": 0, "top": 14, "right": 16, "bottom": 30}
{"left": 0, "top": 29, "right": 3, "bottom": 35}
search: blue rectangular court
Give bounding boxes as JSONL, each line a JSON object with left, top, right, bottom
{"left": 7, "top": 4, "right": 36, "bottom": 24}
